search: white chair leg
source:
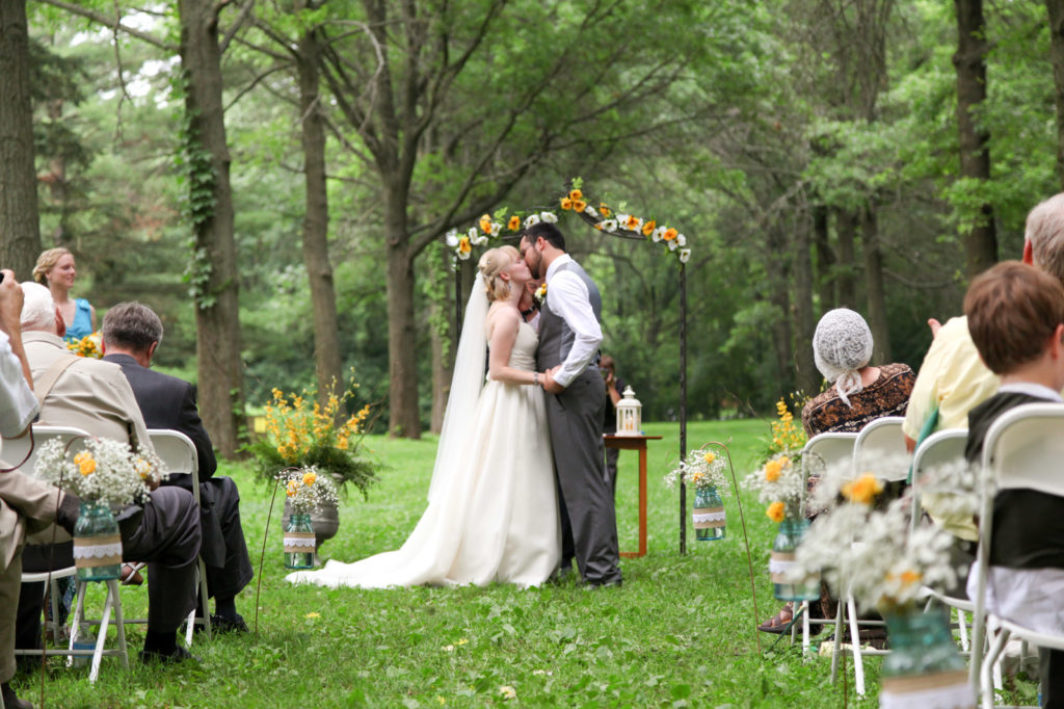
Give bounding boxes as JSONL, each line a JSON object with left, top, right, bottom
{"left": 847, "top": 595, "right": 866, "bottom": 696}
{"left": 111, "top": 581, "right": 128, "bottom": 671}
{"left": 981, "top": 627, "right": 1010, "bottom": 709}
{"left": 958, "top": 609, "right": 970, "bottom": 653}
{"left": 830, "top": 599, "right": 845, "bottom": 682}
{"left": 89, "top": 583, "right": 116, "bottom": 684}
{"left": 801, "top": 601, "right": 811, "bottom": 655}
{"left": 67, "top": 582, "right": 88, "bottom": 669}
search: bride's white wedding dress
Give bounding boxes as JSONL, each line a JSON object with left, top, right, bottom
{"left": 286, "top": 316, "right": 560, "bottom": 589}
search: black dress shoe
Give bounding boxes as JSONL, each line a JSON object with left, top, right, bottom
{"left": 2, "top": 681, "right": 34, "bottom": 709}
{"left": 584, "top": 577, "right": 623, "bottom": 590}
{"left": 138, "top": 645, "right": 200, "bottom": 664}
{"left": 208, "top": 613, "right": 248, "bottom": 634}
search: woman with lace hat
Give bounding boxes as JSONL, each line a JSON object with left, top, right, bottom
{"left": 758, "top": 308, "right": 915, "bottom": 634}
{"left": 801, "top": 308, "right": 915, "bottom": 436}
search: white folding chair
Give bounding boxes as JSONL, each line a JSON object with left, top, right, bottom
{"left": 907, "top": 429, "right": 978, "bottom": 653}
{"left": 148, "top": 429, "right": 211, "bottom": 643}
{"left": 8, "top": 425, "right": 130, "bottom": 683}
{"left": 794, "top": 432, "right": 858, "bottom": 654}
{"left": 970, "top": 403, "right": 1064, "bottom": 707}
{"left": 831, "top": 416, "right": 911, "bottom": 697}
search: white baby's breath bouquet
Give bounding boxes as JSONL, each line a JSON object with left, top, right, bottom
{"left": 664, "top": 447, "right": 727, "bottom": 494}
{"left": 281, "top": 466, "right": 339, "bottom": 514}
{"left": 791, "top": 459, "right": 980, "bottom": 613}
{"left": 744, "top": 452, "right": 805, "bottom": 523}
{"left": 35, "top": 437, "right": 166, "bottom": 506}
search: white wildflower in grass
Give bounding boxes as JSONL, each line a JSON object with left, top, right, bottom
{"left": 793, "top": 494, "right": 957, "bottom": 613}
{"left": 744, "top": 452, "right": 804, "bottom": 522}
{"left": 664, "top": 447, "right": 727, "bottom": 494}
{"left": 35, "top": 437, "right": 166, "bottom": 506}
{"left": 281, "top": 466, "right": 339, "bottom": 515}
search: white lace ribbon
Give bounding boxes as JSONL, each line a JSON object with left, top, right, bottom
{"left": 879, "top": 669, "right": 974, "bottom": 708}
{"left": 284, "top": 533, "right": 316, "bottom": 553}
{"left": 692, "top": 509, "right": 726, "bottom": 528}
{"left": 73, "top": 535, "right": 122, "bottom": 567}
{"left": 769, "top": 551, "right": 818, "bottom": 584}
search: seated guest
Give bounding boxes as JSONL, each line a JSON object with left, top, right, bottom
{"left": 760, "top": 308, "right": 914, "bottom": 635}
{"left": 102, "top": 302, "right": 252, "bottom": 632}
{"left": 961, "top": 261, "right": 1064, "bottom": 709}
{"left": 902, "top": 194, "right": 1064, "bottom": 544}
{"left": 15, "top": 282, "right": 201, "bottom": 664}
{"left": 802, "top": 308, "right": 914, "bottom": 436}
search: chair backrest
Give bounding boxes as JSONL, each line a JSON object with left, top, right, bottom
{"left": 3, "top": 424, "right": 92, "bottom": 477}
{"left": 908, "top": 428, "right": 969, "bottom": 533}
{"left": 982, "top": 403, "right": 1064, "bottom": 496}
{"left": 970, "top": 402, "right": 1064, "bottom": 686}
{"left": 147, "top": 429, "right": 200, "bottom": 503}
{"left": 852, "top": 416, "right": 910, "bottom": 482}
{"left": 801, "top": 432, "right": 858, "bottom": 480}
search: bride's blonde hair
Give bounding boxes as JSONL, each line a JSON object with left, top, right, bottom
{"left": 478, "top": 245, "right": 519, "bottom": 302}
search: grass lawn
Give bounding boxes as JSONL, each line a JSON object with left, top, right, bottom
{"left": 17, "top": 418, "right": 974, "bottom": 707}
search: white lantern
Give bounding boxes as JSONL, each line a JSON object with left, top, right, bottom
{"left": 615, "top": 386, "right": 642, "bottom": 436}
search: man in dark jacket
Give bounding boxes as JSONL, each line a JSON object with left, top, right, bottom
{"left": 102, "top": 302, "right": 252, "bottom": 632}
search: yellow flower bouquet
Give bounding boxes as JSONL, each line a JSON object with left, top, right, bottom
{"left": 247, "top": 385, "right": 378, "bottom": 498}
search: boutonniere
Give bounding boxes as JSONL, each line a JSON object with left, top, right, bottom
{"left": 534, "top": 283, "right": 547, "bottom": 304}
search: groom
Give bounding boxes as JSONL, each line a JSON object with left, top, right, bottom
{"left": 520, "top": 223, "right": 622, "bottom": 587}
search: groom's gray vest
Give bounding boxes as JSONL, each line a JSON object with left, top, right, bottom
{"left": 536, "top": 259, "right": 602, "bottom": 371}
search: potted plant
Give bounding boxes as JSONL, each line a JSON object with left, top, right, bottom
{"left": 247, "top": 384, "right": 378, "bottom": 563}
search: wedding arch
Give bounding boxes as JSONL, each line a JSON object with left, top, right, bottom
{"left": 445, "top": 180, "right": 697, "bottom": 554}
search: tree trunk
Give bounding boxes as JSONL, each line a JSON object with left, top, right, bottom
{"left": 297, "top": 26, "right": 343, "bottom": 410}
{"left": 861, "top": 206, "right": 892, "bottom": 363}
{"left": 429, "top": 296, "right": 451, "bottom": 434}
{"left": 385, "top": 193, "right": 421, "bottom": 438}
{"left": 766, "top": 226, "right": 795, "bottom": 396}
{"left": 793, "top": 220, "right": 820, "bottom": 397}
{"left": 0, "top": 0, "right": 41, "bottom": 278}
{"left": 179, "top": 0, "right": 246, "bottom": 457}
{"left": 954, "top": 0, "right": 997, "bottom": 277}
{"left": 812, "top": 204, "right": 834, "bottom": 314}
{"left": 835, "top": 209, "right": 858, "bottom": 308}
{"left": 1048, "top": 0, "right": 1064, "bottom": 191}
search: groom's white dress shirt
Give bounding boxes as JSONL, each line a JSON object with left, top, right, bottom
{"left": 544, "top": 254, "right": 602, "bottom": 388}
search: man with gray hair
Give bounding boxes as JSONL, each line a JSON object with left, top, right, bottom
{"left": 16, "top": 282, "right": 202, "bottom": 664}
{"left": 103, "top": 302, "right": 253, "bottom": 633}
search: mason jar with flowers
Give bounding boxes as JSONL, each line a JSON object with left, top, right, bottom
{"left": 665, "top": 447, "right": 727, "bottom": 541}
{"left": 281, "top": 467, "right": 339, "bottom": 569}
{"left": 745, "top": 452, "right": 819, "bottom": 601}
{"left": 248, "top": 384, "right": 378, "bottom": 559}
{"left": 35, "top": 437, "right": 165, "bottom": 581}
{"left": 794, "top": 461, "right": 978, "bottom": 707}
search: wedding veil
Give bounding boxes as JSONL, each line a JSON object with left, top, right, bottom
{"left": 426, "top": 273, "right": 489, "bottom": 503}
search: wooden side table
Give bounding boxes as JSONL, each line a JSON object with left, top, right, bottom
{"left": 604, "top": 434, "right": 662, "bottom": 558}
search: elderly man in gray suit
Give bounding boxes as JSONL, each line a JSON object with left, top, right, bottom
{"left": 520, "top": 223, "right": 622, "bottom": 588}
{"left": 15, "top": 282, "right": 201, "bottom": 665}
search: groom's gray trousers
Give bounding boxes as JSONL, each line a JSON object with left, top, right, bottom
{"left": 545, "top": 368, "right": 622, "bottom": 585}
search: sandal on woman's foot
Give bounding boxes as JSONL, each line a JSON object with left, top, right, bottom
{"left": 121, "top": 563, "right": 144, "bottom": 586}
{"left": 757, "top": 602, "right": 795, "bottom": 634}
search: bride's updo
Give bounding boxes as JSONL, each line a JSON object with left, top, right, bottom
{"left": 478, "top": 245, "right": 519, "bottom": 302}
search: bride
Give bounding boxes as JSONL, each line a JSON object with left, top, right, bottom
{"left": 287, "top": 245, "right": 560, "bottom": 588}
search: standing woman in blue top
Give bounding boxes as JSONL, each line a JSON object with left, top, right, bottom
{"left": 32, "top": 248, "right": 96, "bottom": 343}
